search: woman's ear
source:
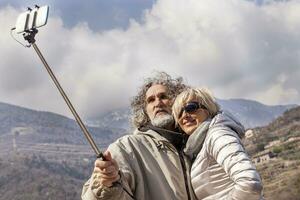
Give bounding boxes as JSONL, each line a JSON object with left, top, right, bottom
{"left": 204, "top": 109, "right": 210, "bottom": 119}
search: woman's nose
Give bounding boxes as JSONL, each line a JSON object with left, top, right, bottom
{"left": 181, "top": 110, "right": 191, "bottom": 119}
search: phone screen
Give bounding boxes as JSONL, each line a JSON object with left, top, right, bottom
{"left": 35, "top": 5, "right": 49, "bottom": 28}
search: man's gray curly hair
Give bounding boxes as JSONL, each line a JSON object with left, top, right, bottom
{"left": 131, "top": 71, "right": 187, "bottom": 128}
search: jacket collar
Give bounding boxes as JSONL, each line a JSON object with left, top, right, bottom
{"left": 209, "top": 110, "right": 245, "bottom": 138}
{"left": 137, "top": 125, "right": 188, "bottom": 151}
{"left": 184, "top": 120, "right": 211, "bottom": 161}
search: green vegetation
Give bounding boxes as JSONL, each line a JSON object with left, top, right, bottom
{"left": 273, "top": 146, "right": 283, "bottom": 154}
{"left": 256, "top": 143, "right": 265, "bottom": 152}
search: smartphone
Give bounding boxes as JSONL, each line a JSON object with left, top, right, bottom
{"left": 15, "top": 11, "right": 30, "bottom": 33}
{"left": 34, "top": 5, "right": 49, "bottom": 28}
{"left": 15, "top": 5, "right": 49, "bottom": 34}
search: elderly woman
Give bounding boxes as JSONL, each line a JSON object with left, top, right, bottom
{"left": 173, "top": 88, "right": 263, "bottom": 200}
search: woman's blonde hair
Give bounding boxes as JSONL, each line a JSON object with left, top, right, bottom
{"left": 172, "top": 87, "right": 220, "bottom": 124}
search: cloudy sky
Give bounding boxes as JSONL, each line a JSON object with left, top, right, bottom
{"left": 0, "top": 0, "right": 299, "bottom": 119}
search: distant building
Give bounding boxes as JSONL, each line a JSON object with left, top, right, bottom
{"left": 252, "top": 150, "right": 277, "bottom": 165}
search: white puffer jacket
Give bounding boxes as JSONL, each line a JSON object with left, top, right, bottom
{"left": 184, "top": 110, "right": 263, "bottom": 200}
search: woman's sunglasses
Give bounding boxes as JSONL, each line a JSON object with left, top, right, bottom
{"left": 179, "top": 101, "right": 207, "bottom": 118}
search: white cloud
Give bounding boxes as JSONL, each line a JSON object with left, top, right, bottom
{"left": 0, "top": 0, "right": 299, "bottom": 119}
{"left": 255, "top": 75, "right": 299, "bottom": 105}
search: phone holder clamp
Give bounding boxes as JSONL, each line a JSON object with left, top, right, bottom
{"left": 23, "top": 29, "right": 38, "bottom": 45}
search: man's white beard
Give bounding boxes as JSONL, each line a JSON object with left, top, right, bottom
{"left": 151, "top": 114, "right": 174, "bottom": 129}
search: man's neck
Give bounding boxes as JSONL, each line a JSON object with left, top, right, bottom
{"left": 151, "top": 122, "right": 175, "bottom": 132}
{"left": 164, "top": 123, "right": 176, "bottom": 131}
{"left": 145, "top": 124, "right": 187, "bottom": 151}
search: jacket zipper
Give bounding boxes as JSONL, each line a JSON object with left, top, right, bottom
{"left": 150, "top": 134, "right": 192, "bottom": 200}
{"left": 178, "top": 150, "right": 191, "bottom": 200}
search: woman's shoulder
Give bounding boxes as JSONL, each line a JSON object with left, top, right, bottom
{"left": 208, "top": 110, "right": 245, "bottom": 138}
{"left": 204, "top": 124, "right": 243, "bottom": 156}
{"left": 206, "top": 125, "right": 239, "bottom": 143}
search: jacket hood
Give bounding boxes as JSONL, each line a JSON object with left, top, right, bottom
{"left": 209, "top": 110, "right": 245, "bottom": 138}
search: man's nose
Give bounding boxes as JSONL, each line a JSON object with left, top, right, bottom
{"left": 154, "top": 97, "right": 163, "bottom": 107}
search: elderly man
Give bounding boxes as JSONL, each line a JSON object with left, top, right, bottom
{"left": 81, "top": 72, "right": 197, "bottom": 200}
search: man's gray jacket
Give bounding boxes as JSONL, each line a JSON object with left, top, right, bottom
{"left": 81, "top": 128, "right": 197, "bottom": 200}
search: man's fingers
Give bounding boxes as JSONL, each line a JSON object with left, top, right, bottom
{"left": 100, "top": 176, "right": 120, "bottom": 187}
{"left": 104, "top": 151, "right": 112, "bottom": 160}
{"left": 101, "top": 165, "right": 118, "bottom": 173}
{"left": 98, "top": 170, "right": 119, "bottom": 178}
{"left": 93, "top": 171, "right": 119, "bottom": 181}
{"left": 92, "top": 150, "right": 120, "bottom": 187}
{"left": 93, "top": 165, "right": 118, "bottom": 176}
{"left": 94, "top": 151, "right": 118, "bottom": 170}
{"left": 93, "top": 171, "right": 120, "bottom": 187}
{"left": 94, "top": 159, "right": 114, "bottom": 169}
{"left": 93, "top": 167, "right": 101, "bottom": 173}
{"left": 111, "top": 158, "right": 119, "bottom": 170}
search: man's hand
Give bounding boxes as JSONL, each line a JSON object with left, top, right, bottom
{"left": 93, "top": 151, "right": 120, "bottom": 187}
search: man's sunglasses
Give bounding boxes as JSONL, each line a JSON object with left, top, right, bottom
{"left": 179, "top": 101, "right": 207, "bottom": 118}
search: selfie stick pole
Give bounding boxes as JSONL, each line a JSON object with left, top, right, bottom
{"left": 23, "top": 29, "right": 105, "bottom": 160}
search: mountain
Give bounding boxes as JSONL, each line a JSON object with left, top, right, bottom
{"left": 0, "top": 102, "right": 128, "bottom": 200}
{"left": 0, "top": 101, "right": 298, "bottom": 199}
{"left": 88, "top": 98, "right": 297, "bottom": 130}
{"left": 0, "top": 99, "right": 295, "bottom": 157}
{"left": 0, "top": 102, "right": 127, "bottom": 160}
{"left": 86, "top": 107, "right": 131, "bottom": 130}
{"left": 217, "top": 98, "right": 297, "bottom": 128}
{"left": 243, "top": 106, "right": 300, "bottom": 199}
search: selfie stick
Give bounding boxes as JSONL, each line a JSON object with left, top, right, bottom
{"left": 22, "top": 29, "right": 105, "bottom": 160}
